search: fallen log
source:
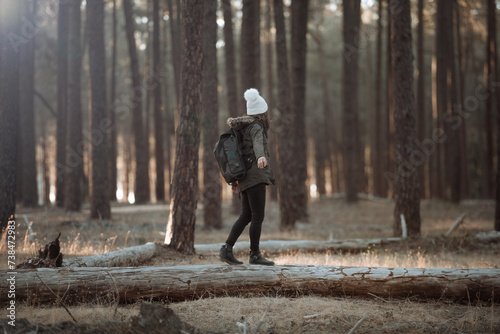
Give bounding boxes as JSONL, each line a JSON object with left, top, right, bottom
{"left": 195, "top": 238, "right": 402, "bottom": 256}
{"left": 475, "top": 231, "right": 500, "bottom": 243}
{"left": 63, "top": 242, "right": 163, "bottom": 267}
{"left": 63, "top": 239, "right": 401, "bottom": 268}
{"left": 2, "top": 265, "right": 498, "bottom": 304}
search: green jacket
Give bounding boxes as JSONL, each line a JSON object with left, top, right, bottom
{"left": 227, "top": 116, "right": 276, "bottom": 192}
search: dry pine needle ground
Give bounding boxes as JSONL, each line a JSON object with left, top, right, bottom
{"left": 4, "top": 198, "right": 500, "bottom": 333}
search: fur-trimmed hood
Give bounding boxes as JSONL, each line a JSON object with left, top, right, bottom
{"left": 227, "top": 116, "right": 255, "bottom": 131}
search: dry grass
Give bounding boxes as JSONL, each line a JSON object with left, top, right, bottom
{"left": 4, "top": 197, "right": 500, "bottom": 333}
{"left": 15, "top": 296, "right": 499, "bottom": 333}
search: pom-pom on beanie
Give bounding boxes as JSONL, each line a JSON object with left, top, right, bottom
{"left": 244, "top": 88, "right": 268, "bottom": 115}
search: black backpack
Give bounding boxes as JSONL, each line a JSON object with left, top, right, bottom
{"left": 213, "top": 122, "right": 261, "bottom": 185}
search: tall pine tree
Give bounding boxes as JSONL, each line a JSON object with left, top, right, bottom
{"left": 165, "top": 0, "right": 203, "bottom": 253}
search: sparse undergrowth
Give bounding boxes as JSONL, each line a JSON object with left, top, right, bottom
{"left": 1, "top": 198, "right": 499, "bottom": 333}
{"left": 10, "top": 296, "right": 499, "bottom": 333}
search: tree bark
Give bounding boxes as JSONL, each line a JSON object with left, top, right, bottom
{"left": 202, "top": 0, "right": 222, "bottom": 229}
{"left": 153, "top": 0, "right": 165, "bottom": 202}
{"left": 274, "top": 0, "right": 296, "bottom": 231}
{"left": 314, "top": 123, "right": 327, "bottom": 196}
{"left": 0, "top": 0, "right": 21, "bottom": 229}
{"left": 108, "top": 0, "right": 118, "bottom": 201}
{"left": 493, "top": 0, "right": 500, "bottom": 230}
{"left": 264, "top": 0, "right": 279, "bottom": 201}
{"left": 291, "top": 0, "right": 309, "bottom": 219}
{"left": 222, "top": 0, "right": 243, "bottom": 212}
{"left": 18, "top": 0, "right": 38, "bottom": 208}
{"left": 384, "top": 0, "right": 395, "bottom": 198}
{"left": 444, "top": 0, "right": 460, "bottom": 203}
{"left": 65, "top": 0, "right": 83, "bottom": 212}
{"left": 87, "top": 0, "right": 111, "bottom": 220}
{"left": 484, "top": 0, "right": 496, "bottom": 199}
{"left": 240, "top": 0, "right": 261, "bottom": 92}
{"left": 56, "top": 1, "right": 70, "bottom": 207}
{"left": 165, "top": 0, "right": 203, "bottom": 254}
{"left": 310, "top": 28, "right": 342, "bottom": 195}
{"left": 372, "top": 0, "right": 386, "bottom": 198}
{"left": 5, "top": 265, "right": 499, "bottom": 304}
{"left": 434, "top": 0, "right": 448, "bottom": 200}
{"left": 342, "top": 0, "right": 361, "bottom": 203}
{"left": 416, "top": 0, "right": 426, "bottom": 199}
{"left": 455, "top": 2, "right": 469, "bottom": 200}
{"left": 391, "top": 0, "right": 421, "bottom": 237}
{"left": 123, "top": 0, "right": 150, "bottom": 204}
{"left": 166, "top": 0, "right": 181, "bottom": 111}
{"left": 64, "top": 243, "right": 163, "bottom": 267}
{"left": 162, "top": 8, "right": 173, "bottom": 201}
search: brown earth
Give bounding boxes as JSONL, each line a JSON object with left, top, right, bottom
{"left": 2, "top": 196, "right": 499, "bottom": 333}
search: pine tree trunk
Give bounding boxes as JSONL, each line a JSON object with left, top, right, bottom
{"left": 291, "top": 0, "right": 309, "bottom": 218}
{"left": 274, "top": 0, "right": 296, "bottom": 231}
{"left": 0, "top": 0, "right": 21, "bottom": 230}
{"left": 162, "top": 13, "right": 172, "bottom": 201}
{"left": 342, "top": 0, "right": 361, "bottom": 203}
{"left": 143, "top": 4, "right": 152, "bottom": 201}
{"left": 373, "top": 0, "right": 386, "bottom": 198}
{"left": 41, "top": 125, "right": 50, "bottom": 205}
{"left": 455, "top": 3, "right": 469, "bottom": 200}
{"left": 310, "top": 29, "right": 337, "bottom": 195}
{"left": 202, "top": 0, "right": 222, "bottom": 230}
{"left": 123, "top": 0, "right": 150, "bottom": 204}
{"left": 87, "top": 0, "right": 111, "bottom": 220}
{"left": 385, "top": 0, "right": 394, "bottom": 198}
{"left": 56, "top": 1, "right": 70, "bottom": 207}
{"left": 445, "top": 0, "right": 460, "bottom": 203}
{"left": 416, "top": 0, "right": 426, "bottom": 199}
{"left": 434, "top": 0, "right": 447, "bottom": 200}
{"left": 314, "top": 124, "right": 327, "bottom": 196}
{"left": 18, "top": 0, "right": 38, "bottom": 208}
{"left": 165, "top": 0, "right": 203, "bottom": 254}
{"left": 493, "top": 0, "right": 500, "bottom": 230}
{"left": 108, "top": 0, "right": 118, "bottom": 202}
{"left": 65, "top": 0, "right": 83, "bottom": 212}
{"left": 124, "top": 135, "right": 131, "bottom": 201}
{"left": 485, "top": 0, "right": 496, "bottom": 199}
{"left": 240, "top": 0, "right": 261, "bottom": 92}
{"left": 166, "top": 0, "right": 181, "bottom": 110}
{"left": 391, "top": 0, "right": 421, "bottom": 237}
{"left": 222, "top": 0, "right": 242, "bottom": 213}
{"left": 153, "top": 0, "right": 165, "bottom": 202}
{"left": 290, "top": 0, "right": 310, "bottom": 211}
{"left": 264, "top": 0, "right": 278, "bottom": 201}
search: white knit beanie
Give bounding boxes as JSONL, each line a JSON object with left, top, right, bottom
{"left": 244, "top": 88, "right": 268, "bottom": 115}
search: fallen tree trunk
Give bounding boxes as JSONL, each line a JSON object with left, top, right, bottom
{"left": 63, "top": 242, "right": 163, "bottom": 267}
{"left": 63, "top": 239, "right": 401, "bottom": 268}
{"left": 195, "top": 238, "right": 402, "bottom": 256}
{"left": 475, "top": 231, "right": 500, "bottom": 243}
{"left": 2, "top": 265, "right": 498, "bottom": 304}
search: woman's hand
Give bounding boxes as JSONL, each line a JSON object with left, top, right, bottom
{"left": 257, "top": 157, "right": 267, "bottom": 169}
{"left": 231, "top": 186, "right": 238, "bottom": 193}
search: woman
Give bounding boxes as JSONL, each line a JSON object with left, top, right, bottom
{"left": 219, "top": 88, "right": 276, "bottom": 266}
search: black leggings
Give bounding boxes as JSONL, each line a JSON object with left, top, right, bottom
{"left": 225, "top": 183, "right": 266, "bottom": 252}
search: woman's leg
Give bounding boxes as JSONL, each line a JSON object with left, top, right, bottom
{"left": 225, "top": 190, "right": 252, "bottom": 246}
{"left": 246, "top": 183, "right": 266, "bottom": 252}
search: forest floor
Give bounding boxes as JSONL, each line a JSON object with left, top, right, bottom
{"left": 2, "top": 195, "right": 500, "bottom": 333}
